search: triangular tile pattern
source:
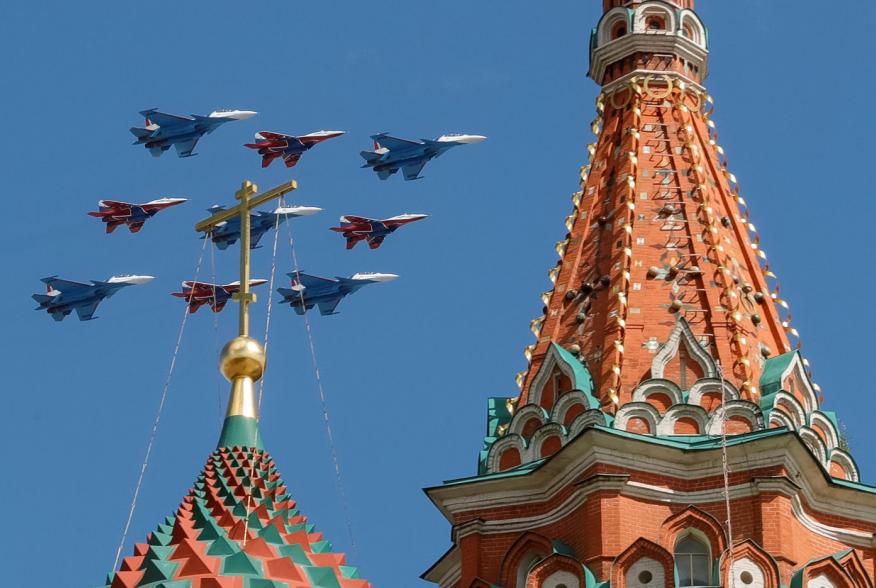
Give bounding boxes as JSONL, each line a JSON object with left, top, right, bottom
{"left": 102, "top": 446, "right": 370, "bottom": 588}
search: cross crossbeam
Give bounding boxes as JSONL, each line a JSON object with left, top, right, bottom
{"left": 195, "top": 179, "right": 298, "bottom": 336}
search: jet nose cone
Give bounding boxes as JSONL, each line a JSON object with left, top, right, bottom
{"left": 277, "top": 206, "right": 322, "bottom": 216}
{"left": 368, "top": 273, "right": 399, "bottom": 283}
{"left": 459, "top": 134, "right": 487, "bottom": 144}
{"left": 437, "top": 134, "right": 487, "bottom": 144}
{"left": 219, "top": 110, "right": 257, "bottom": 120}
{"left": 115, "top": 275, "right": 155, "bottom": 285}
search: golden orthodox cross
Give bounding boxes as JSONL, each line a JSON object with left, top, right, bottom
{"left": 194, "top": 179, "right": 298, "bottom": 337}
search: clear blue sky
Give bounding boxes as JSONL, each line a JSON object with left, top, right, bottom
{"left": 2, "top": 2, "right": 874, "bottom": 586}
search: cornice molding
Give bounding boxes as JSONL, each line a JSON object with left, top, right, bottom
{"left": 428, "top": 429, "right": 876, "bottom": 548}
{"left": 590, "top": 32, "right": 708, "bottom": 86}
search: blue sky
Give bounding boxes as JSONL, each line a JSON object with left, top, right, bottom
{"left": 2, "top": 2, "right": 874, "bottom": 586}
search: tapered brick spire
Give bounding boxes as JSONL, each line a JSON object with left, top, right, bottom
{"left": 479, "top": 1, "right": 856, "bottom": 483}
{"left": 424, "top": 5, "right": 872, "bottom": 588}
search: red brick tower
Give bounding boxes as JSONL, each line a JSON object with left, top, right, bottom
{"left": 424, "top": 3, "right": 876, "bottom": 588}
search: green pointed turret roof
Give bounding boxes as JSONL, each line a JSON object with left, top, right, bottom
{"left": 101, "top": 438, "right": 370, "bottom": 588}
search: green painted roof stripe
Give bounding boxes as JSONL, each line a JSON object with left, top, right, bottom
{"left": 551, "top": 343, "right": 599, "bottom": 409}
{"left": 217, "top": 415, "right": 264, "bottom": 450}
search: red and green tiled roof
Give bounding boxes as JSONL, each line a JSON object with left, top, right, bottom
{"left": 101, "top": 443, "right": 370, "bottom": 588}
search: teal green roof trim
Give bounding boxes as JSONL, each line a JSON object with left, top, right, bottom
{"left": 478, "top": 396, "right": 516, "bottom": 475}
{"left": 217, "top": 415, "right": 263, "bottom": 450}
{"left": 760, "top": 351, "right": 797, "bottom": 397}
{"left": 552, "top": 539, "right": 577, "bottom": 558}
{"left": 551, "top": 343, "right": 599, "bottom": 410}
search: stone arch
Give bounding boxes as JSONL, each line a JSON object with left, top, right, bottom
{"left": 688, "top": 378, "right": 740, "bottom": 409}
{"left": 829, "top": 449, "right": 860, "bottom": 483}
{"left": 808, "top": 412, "right": 840, "bottom": 451}
{"left": 768, "top": 408, "right": 796, "bottom": 431}
{"left": 632, "top": 379, "right": 684, "bottom": 411}
{"left": 530, "top": 423, "right": 567, "bottom": 460}
{"left": 597, "top": 7, "right": 633, "bottom": 46}
{"left": 660, "top": 506, "right": 727, "bottom": 558}
{"left": 567, "top": 409, "right": 609, "bottom": 438}
{"left": 615, "top": 402, "right": 661, "bottom": 435}
{"left": 705, "top": 401, "right": 763, "bottom": 435}
{"left": 527, "top": 344, "right": 596, "bottom": 412}
{"left": 657, "top": 405, "right": 709, "bottom": 436}
{"left": 800, "top": 556, "right": 859, "bottom": 588}
{"left": 651, "top": 318, "right": 717, "bottom": 382}
{"left": 634, "top": 1, "right": 678, "bottom": 34}
{"left": 499, "top": 532, "right": 554, "bottom": 588}
{"left": 772, "top": 392, "right": 806, "bottom": 429}
{"left": 799, "top": 427, "right": 828, "bottom": 467}
{"left": 526, "top": 554, "right": 585, "bottom": 588}
{"left": 777, "top": 352, "right": 818, "bottom": 413}
{"left": 612, "top": 538, "right": 675, "bottom": 588}
{"left": 836, "top": 550, "right": 874, "bottom": 588}
{"left": 678, "top": 9, "right": 707, "bottom": 48}
{"left": 510, "top": 404, "right": 549, "bottom": 438}
{"left": 551, "top": 390, "right": 593, "bottom": 428}
{"left": 487, "top": 435, "right": 526, "bottom": 473}
{"left": 719, "top": 540, "right": 781, "bottom": 588}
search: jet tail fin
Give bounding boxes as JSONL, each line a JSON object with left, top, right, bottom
{"left": 130, "top": 127, "right": 152, "bottom": 139}
{"left": 32, "top": 293, "right": 54, "bottom": 304}
{"left": 359, "top": 150, "right": 382, "bottom": 163}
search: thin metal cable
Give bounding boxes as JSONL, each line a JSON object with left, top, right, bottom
{"left": 209, "top": 233, "right": 223, "bottom": 421}
{"left": 283, "top": 214, "right": 359, "bottom": 561}
{"left": 241, "top": 205, "right": 283, "bottom": 547}
{"left": 717, "top": 361, "right": 735, "bottom": 586}
{"left": 112, "top": 237, "right": 208, "bottom": 571}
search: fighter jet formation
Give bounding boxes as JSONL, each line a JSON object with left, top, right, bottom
{"left": 88, "top": 198, "right": 187, "bottom": 233}
{"left": 39, "top": 103, "right": 487, "bottom": 322}
{"left": 330, "top": 214, "right": 428, "bottom": 249}
{"left": 278, "top": 272, "right": 398, "bottom": 316}
{"left": 202, "top": 204, "right": 322, "bottom": 250}
{"left": 33, "top": 275, "right": 153, "bottom": 321}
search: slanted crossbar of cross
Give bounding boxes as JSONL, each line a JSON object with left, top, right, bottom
{"left": 195, "top": 179, "right": 297, "bottom": 336}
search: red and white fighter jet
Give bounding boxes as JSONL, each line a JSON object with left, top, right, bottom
{"left": 171, "top": 279, "right": 267, "bottom": 313}
{"left": 329, "top": 213, "right": 428, "bottom": 250}
{"left": 88, "top": 197, "right": 187, "bottom": 233}
{"left": 244, "top": 130, "right": 345, "bottom": 168}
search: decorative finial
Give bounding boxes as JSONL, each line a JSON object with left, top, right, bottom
{"left": 220, "top": 336, "right": 266, "bottom": 419}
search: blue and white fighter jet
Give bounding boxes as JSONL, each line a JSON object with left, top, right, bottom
{"left": 203, "top": 205, "right": 322, "bottom": 250}
{"left": 277, "top": 271, "right": 398, "bottom": 315}
{"left": 360, "top": 133, "right": 486, "bottom": 181}
{"left": 32, "top": 275, "right": 154, "bottom": 321}
{"left": 130, "top": 108, "right": 257, "bottom": 158}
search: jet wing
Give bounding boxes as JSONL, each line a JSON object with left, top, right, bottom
{"left": 256, "top": 131, "right": 292, "bottom": 141}
{"left": 145, "top": 111, "right": 193, "bottom": 126}
{"left": 283, "top": 153, "right": 302, "bottom": 168}
{"left": 289, "top": 272, "right": 337, "bottom": 290}
{"left": 373, "top": 134, "right": 422, "bottom": 151}
{"left": 402, "top": 161, "right": 427, "bottom": 181}
{"left": 317, "top": 297, "right": 343, "bottom": 315}
{"left": 97, "top": 200, "right": 132, "bottom": 211}
{"left": 75, "top": 300, "right": 100, "bottom": 321}
{"left": 340, "top": 215, "right": 374, "bottom": 224}
{"left": 174, "top": 136, "right": 200, "bottom": 157}
{"left": 367, "top": 235, "right": 386, "bottom": 249}
{"left": 42, "top": 277, "right": 91, "bottom": 292}
{"left": 249, "top": 225, "right": 270, "bottom": 249}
